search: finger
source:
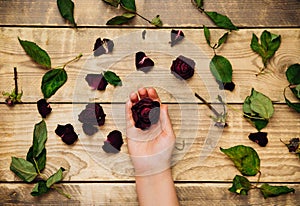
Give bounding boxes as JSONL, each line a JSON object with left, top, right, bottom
{"left": 130, "top": 92, "right": 139, "bottom": 104}
{"left": 147, "top": 87, "right": 160, "bottom": 102}
{"left": 138, "top": 87, "right": 148, "bottom": 99}
{"left": 160, "top": 104, "right": 175, "bottom": 137}
{"left": 125, "top": 100, "right": 135, "bottom": 128}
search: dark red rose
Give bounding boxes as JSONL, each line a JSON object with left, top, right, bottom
{"left": 102, "top": 130, "right": 123, "bottom": 153}
{"left": 285, "top": 138, "right": 299, "bottom": 152}
{"left": 85, "top": 74, "right": 108, "bottom": 90}
{"left": 37, "top": 99, "right": 52, "bottom": 118}
{"left": 78, "top": 103, "right": 106, "bottom": 126}
{"left": 55, "top": 124, "right": 78, "bottom": 145}
{"left": 135, "top": 51, "right": 154, "bottom": 72}
{"left": 170, "top": 55, "right": 195, "bottom": 80}
{"left": 248, "top": 132, "right": 268, "bottom": 147}
{"left": 93, "top": 38, "right": 114, "bottom": 56}
{"left": 131, "top": 98, "right": 160, "bottom": 130}
{"left": 170, "top": 29, "right": 184, "bottom": 47}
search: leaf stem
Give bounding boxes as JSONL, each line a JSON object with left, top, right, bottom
{"left": 33, "top": 158, "right": 41, "bottom": 175}
{"left": 52, "top": 185, "right": 71, "bottom": 199}
{"left": 14, "top": 67, "right": 18, "bottom": 96}
{"left": 255, "top": 170, "right": 262, "bottom": 187}
{"left": 62, "top": 53, "right": 83, "bottom": 69}
{"left": 135, "top": 12, "right": 152, "bottom": 24}
{"left": 195, "top": 93, "right": 220, "bottom": 117}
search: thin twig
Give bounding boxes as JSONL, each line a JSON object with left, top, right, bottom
{"left": 135, "top": 12, "right": 152, "bottom": 24}
{"left": 195, "top": 93, "right": 220, "bottom": 117}
{"left": 14, "top": 67, "right": 18, "bottom": 96}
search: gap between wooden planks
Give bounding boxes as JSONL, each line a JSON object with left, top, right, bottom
{"left": 0, "top": 104, "right": 299, "bottom": 182}
{"left": 0, "top": 0, "right": 299, "bottom": 27}
{"left": 0, "top": 28, "right": 299, "bottom": 103}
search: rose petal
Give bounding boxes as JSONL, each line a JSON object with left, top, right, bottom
{"left": 93, "top": 38, "right": 114, "bottom": 56}
{"left": 37, "top": 98, "right": 52, "bottom": 118}
{"left": 248, "top": 132, "right": 268, "bottom": 147}
{"left": 55, "top": 124, "right": 78, "bottom": 145}
{"left": 82, "top": 123, "right": 98, "bottom": 136}
{"left": 135, "top": 51, "right": 154, "bottom": 72}
{"left": 170, "top": 29, "right": 184, "bottom": 47}
{"left": 85, "top": 74, "right": 108, "bottom": 90}
{"left": 78, "top": 103, "right": 106, "bottom": 126}
{"left": 102, "top": 130, "right": 124, "bottom": 153}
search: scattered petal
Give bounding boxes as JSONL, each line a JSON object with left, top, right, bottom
{"left": 85, "top": 74, "right": 108, "bottom": 90}
{"left": 93, "top": 38, "right": 114, "bottom": 56}
{"left": 135, "top": 52, "right": 155, "bottom": 72}
{"left": 55, "top": 124, "right": 78, "bottom": 145}
{"left": 102, "top": 130, "right": 123, "bottom": 153}
{"left": 248, "top": 132, "right": 268, "bottom": 147}
{"left": 82, "top": 123, "right": 98, "bottom": 136}
{"left": 170, "top": 30, "right": 184, "bottom": 47}
{"left": 171, "top": 55, "right": 195, "bottom": 80}
{"left": 37, "top": 99, "right": 52, "bottom": 118}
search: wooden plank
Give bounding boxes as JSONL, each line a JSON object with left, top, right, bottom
{"left": 0, "top": 28, "right": 299, "bottom": 103}
{"left": 0, "top": 183, "right": 299, "bottom": 205}
{"left": 1, "top": 104, "right": 299, "bottom": 182}
{"left": 0, "top": 0, "right": 299, "bottom": 27}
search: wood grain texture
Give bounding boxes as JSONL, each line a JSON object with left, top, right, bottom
{"left": 0, "top": 0, "right": 299, "bottom": 27}
{"left": 0, "top": 104, "right": 299, "bottom": 182}
{"left": 0, "top": 183, "right": 299, "bottom": 205}
{"left": 0, "top": 28, "right": 299, "bottom": 103}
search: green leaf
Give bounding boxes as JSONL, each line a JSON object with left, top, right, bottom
{"left": 249, "top": 89, "right": 274, "bottom": 119}
{"left": 102, "top": 0, "right": 120, "bottom": 7}
{"left": 284, "top": 93, "right": 300, "bottom": 113}
{"left": 26, "top": 147, "right": 46, "bottom": 172}
{"left": 229, "top": 175, "right": 252, "bottom": 195}
{"left": 120, "top": 0, "right": 136, "bottom": 12}
{"left": 46, "top": 167, "right": 66, "bottom": 188}
{"left": 216, "top": 32, "right": 228, "bottom": 49}
{"left": 31, "top": 180, "right": 50, "bottom": 196}
{"left": 260, "top": 183, "right": 295, "bottom": 199}
{"left": 32, "top": 120, "right": 47, "bottom": 158}
{"left": 57, "top": 0, "right": 77, "bottom": 27}
{"left": 203, "top": 25, "right": 211, "bottom": 47}
{"left": 103, "top": 71, "right": 122, "bottom": 86}
{"left": 106, "top": 13, "right": 135, "bottom": 25}
{"left": 193, "top": 0, "right": 204, "bottom": 9}
{"left": 204, "top": 11, "right": 238, "bottom": 31}
{"left": 251, "top": 119, "right": 269, "bottom": 131}
{"left": 286, "top": 64, "right": 300, "bottom": 85}
{"left": 41, "top": 68, "right": 68, "bottom": 99}
{"left": 18, "top": 38, "right": 51, "bottom": 69}
{"left": 209, "top": 55, "right": 233, "bottom": 83}
{"left": 151, "top": 15, "right": 163, "bottom": 27}
{"left": 10, "top": 157, "right": 38, "bottom": 182}
{"left": 250, "top": 30, "right": 281, "bottom": 67}
{"left": 220, "top": 145, "right": 260, "bottom": 176}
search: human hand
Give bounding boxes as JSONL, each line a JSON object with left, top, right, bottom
{"left": 125, "top": 87, "right": 176, "bottom": 176}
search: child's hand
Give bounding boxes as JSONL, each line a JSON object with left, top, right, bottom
{"left": 126, "top": 87, "right": 176, "bottom": 176}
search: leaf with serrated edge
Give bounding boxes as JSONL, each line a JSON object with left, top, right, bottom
{"left": 10, "top": 157, "right": 37, "bottom": 182}
{"left": 260, "top": 183, "right": 295, "bottom": 199}
{"left": 57, "top": 0, "right": 76, "bottom": 26}
{"left": 46, "top": 167, "right": 65, "bottom": 188}
{"left": 220, "top": 145, "right": 260, "bottom": 176}
{"left": 18, "top": 38, "right": 51, "bottom": 68}
{"left": 41, "top": 68, "right": 68, "bottom": 99}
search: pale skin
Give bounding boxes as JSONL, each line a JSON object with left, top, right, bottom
{"left": 126, "top": 87, "right": 179, "bottom": 206}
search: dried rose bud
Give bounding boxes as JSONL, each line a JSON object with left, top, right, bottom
{"left": 170, "top": 29, "right": 184, "bottom": 47}
{"left": 85, "top": 74, "right": 108, "bottom": 90}
{"left": 78, "top": 103, "right": 106, "bottom": 126}
{"left": 102, "top": 130, "right": 123, "bottom": 153}
{"left": 135, "top": 51, "right": 154, "bottom": 72}
{"left": 285, "top": 138, "right": 299, "bottom": 152}
{"left": 131, "top": 98, "right": 160, "bottom": 130}
{"left": 37, "top": 99, "right": 52, "bottom": 118}
{"left": 5, "top": 97, "right": 14, "bottom": 106}
{"left": 55, "top": 124, "right": 78, "bottom": 145}
{"left": 248, "top": 132, "right": 268, "bottom": 147}
{"left": 171, "top": 55, "right": 195, "bottom": 80}
{"left": 93, "top": 38, "right": 114, "bottom": 56}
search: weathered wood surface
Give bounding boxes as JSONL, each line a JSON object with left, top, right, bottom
{"left": 0, "top": 28, "right": 299, "bottom": 103}
{"left": 0, "top": 183, "right": 299, "bottom": 206}
{"left": 0, "top": 0, "right": 299, "bottom": 27}
{"left": 1, "top": 104, "right": 299, "bottom": 182}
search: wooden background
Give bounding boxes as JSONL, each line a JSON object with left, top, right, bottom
{"left": 0, "top": 0, "right": 299, "bottom": 205}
